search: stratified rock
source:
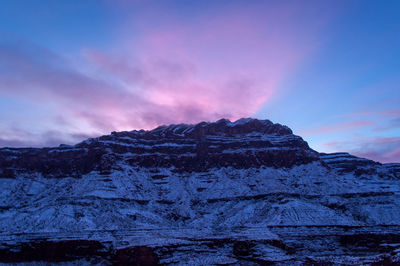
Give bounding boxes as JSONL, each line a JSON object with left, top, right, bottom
{"left": 0, "top": 118, "right": 399, "bottom": 264}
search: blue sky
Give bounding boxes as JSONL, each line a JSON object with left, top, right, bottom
{"left": 0, "top": 0, "right": 399, "bottom": 162}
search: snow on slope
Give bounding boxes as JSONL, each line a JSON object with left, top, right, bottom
{"left": 0, "top": 118, "right": 399, "bottom": 264}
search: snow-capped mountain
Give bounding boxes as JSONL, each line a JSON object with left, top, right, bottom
{"left": 0, "top": 118, "right": 399, "bottom": 265}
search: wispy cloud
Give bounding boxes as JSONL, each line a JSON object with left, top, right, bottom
{"left": 0, "top": 125, "right": 95, "bottom": 148}
{"left": 300, "top": 120, "right": 376, "bottom": 136}
{"left": 0, "top": 1, "right": 325, "bottom": 146}
{"left": 335, "top": 109, "right": 400, "bottom": 119}
{"left": 373, "top": 117, "right": 400, "bottom": 132}
{"left": 324, "top": 136, "right": 400, "bottom": 163}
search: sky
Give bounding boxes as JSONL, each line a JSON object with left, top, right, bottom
{"left": 0, "top": 0, "right": 399, "bottom": 163}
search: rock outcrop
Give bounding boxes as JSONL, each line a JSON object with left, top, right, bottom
{"left": 0, "top": 118, "right": 319, "bottom": 177}
{"left": 0, "top": 118, "right": 399, "bottom": 264}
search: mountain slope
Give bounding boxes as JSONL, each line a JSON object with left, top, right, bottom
{"left": 0, "top": 118, "right": 399, "bottom": 264}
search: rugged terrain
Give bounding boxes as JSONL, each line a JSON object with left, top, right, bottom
{"left": 0, "top": 118, "right": 399, "bottom": 265}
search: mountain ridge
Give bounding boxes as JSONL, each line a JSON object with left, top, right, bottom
{"left": 1, "top": 118, "right": 397, "bottom": 178}
{"left": 0, "top": 118, "right": 399, "bottom": 264}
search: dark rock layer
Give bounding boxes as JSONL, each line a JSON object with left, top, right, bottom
{"left": 0, "top": 118, "right": 320, "bottom": 177}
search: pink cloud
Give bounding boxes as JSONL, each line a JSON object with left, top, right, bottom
{"left": 373, "top": 118, "right": 400, "bottom": 132}
{"left": 355, "top": 148, "right": 400, "bottom": 164}
{"left": 0, "top": 1, "right": 331, "bottom": 146}
{"left": 0, "top": 124, "right": 94, "bottom": 148}
{"left": 329, "top": 110, "right": 400, "bottom": 133}
{"left": 301, "top": 120, "right": 376, "bottom": 136}
{"left": 323, "top": 136, "right": 400, "bottom": 163}
{"left": 81, "top": 2, "right": 327, "bottom": 129}
{"left": 337, "top": 109, "right": 400, "bottom": 118}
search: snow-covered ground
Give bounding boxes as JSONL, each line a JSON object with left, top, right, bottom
{"left": 0, "top": 118, "right": 399, "bottom": 264}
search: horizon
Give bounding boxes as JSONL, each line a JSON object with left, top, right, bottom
{"left": 0, "top": 116, "right": 394, "bottom": 164}
{"left": 0, "top": 0, "right": 399, "bottom": 163}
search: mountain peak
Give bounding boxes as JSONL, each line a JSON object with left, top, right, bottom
{"left": 144, "top": 118, "right": 292, "bottom": 138}
{"left": 1, "top": 119, "right": 400, "bottom": 265}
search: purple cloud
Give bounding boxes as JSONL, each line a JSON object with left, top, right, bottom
{"left": 324, "top": 136, "right": 400, "bottom": 163}
{"left": 0, "top": 1, "right": 337, "bottom": 147}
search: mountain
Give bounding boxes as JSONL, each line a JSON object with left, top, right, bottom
{"left": 0, "top": 118, "right": 399, "bottom": 265}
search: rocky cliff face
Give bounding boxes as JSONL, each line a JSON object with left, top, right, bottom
{"left": 0, "top": 118, "right": 399, "bottom": 265}
{"left": 0, "top": 118, "right": 318, "bottom": 177}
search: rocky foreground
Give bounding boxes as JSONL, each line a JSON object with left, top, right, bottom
{"left": 0, "top": 118, "right": 399, "bottom": 265}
